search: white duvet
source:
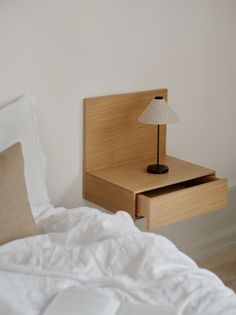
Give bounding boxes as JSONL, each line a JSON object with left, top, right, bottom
{"left": 0, "top": 207, "right": 235, "bottom": 315}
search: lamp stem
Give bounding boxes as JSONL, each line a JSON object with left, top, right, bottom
{"left": 147, "top": 123, "right": 168, "bottom": 174}
{"left": 157, "top": 124, "right": 160, "bottom": 166}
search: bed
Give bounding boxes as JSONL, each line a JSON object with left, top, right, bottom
{"left": 0, "top": 95, "right": 235, "bottom": 315}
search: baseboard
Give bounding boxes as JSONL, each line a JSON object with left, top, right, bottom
{"left": 180, "top": 224, "right": 236, "bottom": 260}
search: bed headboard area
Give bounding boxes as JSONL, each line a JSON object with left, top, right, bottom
{"left": 83, "top": 88, "right": 168, "bottom": 216}
{"left": 83, "top": 88, "right": 167, "bottom": 173}
{"left": 83, "top": 88, "right": 226, "bottom": 226}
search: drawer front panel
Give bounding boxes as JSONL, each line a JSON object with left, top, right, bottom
{"left": 137, "top": 178, "right": 227, "bottom": 230}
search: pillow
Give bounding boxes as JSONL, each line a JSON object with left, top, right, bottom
{"left": 0, "top": 95, "right": 50, "bottom": 217}
{"left": 0, "top": 143, "right": 37, "bottom": 245}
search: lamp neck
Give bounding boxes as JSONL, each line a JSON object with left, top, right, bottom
{"left": 157, "top": 125, "right": 160, "bottom": 166}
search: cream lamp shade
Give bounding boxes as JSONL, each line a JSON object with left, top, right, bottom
{"left": 137, "top": 96, "right": 179, "bottom": 174}
{"left": 138, "top": 97, "right": 179, "bottom": 125}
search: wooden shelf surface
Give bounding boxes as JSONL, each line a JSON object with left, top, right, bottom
{"left": 88, "top": 155, "right": 215, "bottom": 194}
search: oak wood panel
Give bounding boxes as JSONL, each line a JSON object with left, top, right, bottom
{"left": 85, "top": 173, "right": 135, "bottom": 218}
{"left": 137, "top": 177, "right": 227, "bottom": 230}
{"left": 88, "top": 155, "right": 215, "bottom": 193}
{"left": 84, "top": 89, "right": 167, "bottom": 172}
{"left": 83, "top": 88, "right": 227, "bottom": 229}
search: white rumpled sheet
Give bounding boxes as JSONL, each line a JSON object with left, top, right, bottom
{"left": 0, "top": 207, "right": 235, "bottom": 315}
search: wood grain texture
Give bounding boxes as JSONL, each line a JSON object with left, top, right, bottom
{"left": 85, "top": 173, "right": 135, "bottom": 217}
{"left": 84, "top": 89, "right": 167, "bottom": 172}
{"left": 137, "top": 176, "right": 227, "bottom": 230}
{"left": 88, "top": 155, "right": 215, "bottom": 193}
{"left": 83, "top": 88, "right": 227, "bottom": 229}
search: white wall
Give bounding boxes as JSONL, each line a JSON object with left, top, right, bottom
{"left": 1, "top": 0, "right": 236, "bottom": 256}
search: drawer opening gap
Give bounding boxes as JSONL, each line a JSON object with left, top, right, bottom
{"left": 140, "top": 175, "right": 218, "bottom": 198}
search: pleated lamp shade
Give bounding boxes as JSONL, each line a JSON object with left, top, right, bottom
{"left": 138, "top": 96, "right": 179, "bottom": 125}
{"left": 137, "top": 96, "right": 179, "bottom": 174}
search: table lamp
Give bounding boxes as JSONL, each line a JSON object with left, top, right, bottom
{"left": 138, "top": 96, "right": 179, "bottom": 174}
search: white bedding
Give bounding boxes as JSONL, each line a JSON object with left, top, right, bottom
{"left": 0, "top": 206, "right": 235, "bottom": 315}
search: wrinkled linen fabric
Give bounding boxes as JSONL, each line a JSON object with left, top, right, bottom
{"left": 0, "top": 207, "right": 235, "bottom": 315}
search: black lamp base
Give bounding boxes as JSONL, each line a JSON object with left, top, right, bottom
{"left": 147, "top": 164, "right": 169, "bottom": 174}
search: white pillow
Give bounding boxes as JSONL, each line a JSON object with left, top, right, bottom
{"left": 0, "top": 95, "right": 50, "bottom": 216}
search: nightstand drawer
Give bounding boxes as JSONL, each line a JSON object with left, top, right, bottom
{"left": 137, "top": 176, "right": 227, "bottom": 230}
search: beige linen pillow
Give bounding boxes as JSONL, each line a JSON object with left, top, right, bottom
{"left": 0, "top": 142, "right": 37, "bottom": 245}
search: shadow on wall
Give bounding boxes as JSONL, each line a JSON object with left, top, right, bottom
{"left": 59, "top": 176, "right": 110, "bottom": 213}
{"left": 59, "top": 176, "right": 82, "bottom": 209}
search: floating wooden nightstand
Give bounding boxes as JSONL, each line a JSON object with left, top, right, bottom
{"left": 83, "top": 89, "right": 227, "bottom": 230}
